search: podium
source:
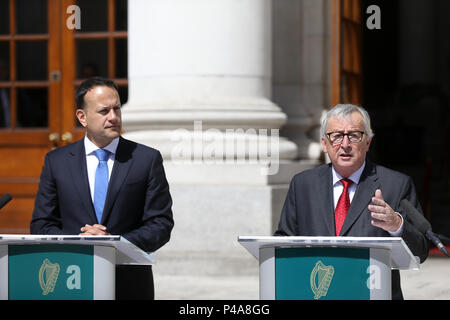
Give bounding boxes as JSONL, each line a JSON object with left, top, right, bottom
{"left": 0, "top": 235, "right": 153, "bottom": 300}
{"left": 238, "top": 236, "right": 419, "bottom": 300}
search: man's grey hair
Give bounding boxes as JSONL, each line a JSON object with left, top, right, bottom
{"left": 320, "top": 104, "right": 375, "bottom": 139}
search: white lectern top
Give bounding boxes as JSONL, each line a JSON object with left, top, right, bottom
{"left": 0, "top": 234, "right": 153, "bottom": 265}
{"left": 238, "top": 236, "right": 419, "bottom": 270}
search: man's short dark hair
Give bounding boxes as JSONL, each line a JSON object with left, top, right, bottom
{"left": 75, "top": 77, "right": 119, "bottom": 110}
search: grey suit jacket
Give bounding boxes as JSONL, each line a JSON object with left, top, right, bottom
{"left": 275, "top": 160, "right": 429, "bottom": 299}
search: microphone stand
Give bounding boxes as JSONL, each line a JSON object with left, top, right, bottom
{"left": 428, "top": 232, "right": 450, "bottom": 257}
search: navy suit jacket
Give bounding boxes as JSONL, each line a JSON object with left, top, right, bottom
{"left": 275, "top": 160, "right": 429, "bottom": 299}
{"left": 30, "top": 137, "right": 174, "bottom": 253}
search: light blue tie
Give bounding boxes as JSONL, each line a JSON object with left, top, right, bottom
{"left": 93, "top": 149, "right": 110, "bottom": 223}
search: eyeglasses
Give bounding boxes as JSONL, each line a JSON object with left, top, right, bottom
{"left": 326, "top": 131, "right": 365, "bottom": 145}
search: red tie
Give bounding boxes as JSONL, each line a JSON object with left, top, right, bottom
{"left": 335, "top": 178, "right": 353, "bottom": 236}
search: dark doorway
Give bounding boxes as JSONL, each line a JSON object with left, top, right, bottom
{"left": 362, "top": 0, "right": 450, "bottom": 236}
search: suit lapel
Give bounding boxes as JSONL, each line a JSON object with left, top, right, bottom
{"left": 340, "top": 161, "right": 380, "bottom": 236}
{"left": 67, "top": 139, "right": 97, "bottom": 224}
{"left": 319, "top": 164, "right": 336, "bottom": 236}
{"left": 100, "top": 137, "right": 134, "bottom": 224}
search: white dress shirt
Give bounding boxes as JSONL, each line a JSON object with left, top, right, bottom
{"left": 331, "top": 161, "right": 403, "bottom": 236}
{"left": 84, "top": 135, "right": 119, "bottom": 202}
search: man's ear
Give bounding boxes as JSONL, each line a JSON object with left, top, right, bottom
{"left": 76, "top": 109, "right": 87, "bottom": 128}
{"left": 365, "top": 136, "right": 372, "bottom": 150}
{"left": 321, "top": 138, "right": 328, "bottom": 154}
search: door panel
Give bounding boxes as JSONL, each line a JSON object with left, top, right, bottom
{"left": 69, "top": 0, "right": 128, "bottom": 142}
{"left": 0, "top": 148, "right": 48, "bottom": 177}
{"left": 0, "top": 0, "right": 60, "bottom": 233}
{"left": 0, "top": 0, "right": 128, "bottom": 234}
{"left": 332, "top": 0, "right": 363, "bottom": 106}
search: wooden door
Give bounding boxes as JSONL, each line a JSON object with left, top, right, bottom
{"left": 66, "top": 0, "right": 128, "bottom": 143}
{"left": 331, "top": 0, "right": 363, "bottom": 106}
{"left": 0, "top": 0, "right": 61, "bottom": 233}
{"left": 0, "top": 0, "right": 127, "bottom": 234}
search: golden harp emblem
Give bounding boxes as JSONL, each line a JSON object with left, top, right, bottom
{"left": 310, "top": 260, "right": 334, "bottom": 300}
{"left": 39, "top": 258, "right": 60, "bottom": 296}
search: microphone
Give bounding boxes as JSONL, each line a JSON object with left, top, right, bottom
{"left": 400, "top": 198, "right": 449, "bottom": 257}
{"left": 0, "top": 193, "right": 11, "bottom": 210}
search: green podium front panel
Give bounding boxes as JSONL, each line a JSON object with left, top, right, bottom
{"left": 275, "top": 247, "right": 370, "bottom": 300}
{"left": 8, "top": 245, "right": 94, "bottom": 300}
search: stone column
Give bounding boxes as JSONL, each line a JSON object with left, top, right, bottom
{"left": 272, "top": 0, "right": 330, "bottom": 161}
{"left": 123, "top": 0, "right": 317, "bottom": 276}
{"left": 124, "top": 0, "right": 297, "bottom": 160}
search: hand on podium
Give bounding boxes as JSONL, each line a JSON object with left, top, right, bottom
{"left": 79, "top": 224, "right": 111, "bottom": 235}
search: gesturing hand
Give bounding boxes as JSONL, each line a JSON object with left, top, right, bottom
{"left": 368, "top": 189, "right": 402, "bottom": 233}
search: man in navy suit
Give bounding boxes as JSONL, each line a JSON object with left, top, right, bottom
{"left": 275, "top": 104, "right": 428, "bottom": 300}
{"left": 30, "top": 77, "right": 174, "bottom": 299}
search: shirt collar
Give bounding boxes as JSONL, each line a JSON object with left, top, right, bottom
{"left": 84, "top": 135, "right": 119, "bottom": 156}
{"left": 332, "top": 161, "right": 366, "bottom": 186}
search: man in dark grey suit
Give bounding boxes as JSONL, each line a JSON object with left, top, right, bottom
{"left": 275, "top": 104, "right": 428, "bottom": 300}
{"left": 30, "top": 77, "right": 174, "bottom": 299}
